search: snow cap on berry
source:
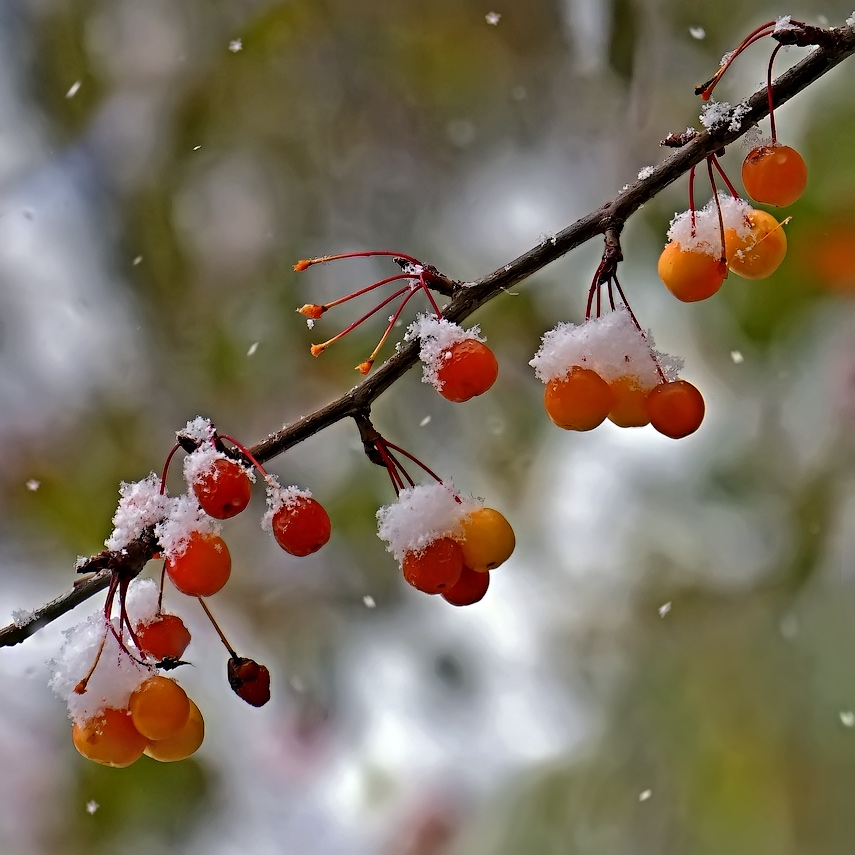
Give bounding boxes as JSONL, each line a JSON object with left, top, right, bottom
{"left": 155, "top": 493, "right": 222, "bottom": 560}
{"left": 376, "top": 482, "right": 480, "bottom": 564}
{"left": 405, "top": 314, "right": 486, "bottom": 392}
{"left": 260, "top": 475, "right": 313, "bottom": 533}
{"left": 183, "top": 444, "right": 255, "bottom": 488}
{"left": 48, "top": 580, "right": 159, "bottom": 724}
{"left": 530, "top": 307, "right": 683, "bottom": 387}
{"left": 104, "top": 473, "right": 172, "bottom": 552}
{"left": 667, "top": 193, "right": 752, "bottom": 255}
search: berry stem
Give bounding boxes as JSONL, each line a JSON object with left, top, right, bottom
{"left": 611, "top": 274, "right": 668, "bottom": 384}
{"left": 382, "top": 439, "right": 444, "bottom": 485}
{"left": 196, "top": 597, "right": 238, "bottom": 659}
{"left": 160, "top": 443, "right": 182, "bottom": 495}
{"left": 767, "top": 42, "right": 785, "bottom": 142}
{"left": 709, "top": 153, "right": 740, "bottom": 198}
{"left": 310, "top": 285, "right": 412, "bottom": 356}
{"left": 357, "top": 284, "right": 421, "bottom": 374}
{"left": 706, "top": 157, "right": 728, "bottom": 263}
{"left": 688, "top": 166, "right": 697, "bottom": 236}
{"left": 294, "top": 250, "right": 422, "bottom": 271}
{"left": 313, "top": 272, "right": 419, "bottom": 313}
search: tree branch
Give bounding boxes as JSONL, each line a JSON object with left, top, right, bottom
{"left": 2, "top": 22, "right": 854, "bottom": 649}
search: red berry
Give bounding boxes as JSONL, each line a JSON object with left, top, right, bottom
{"left": 271, "top": 495, "right": 331, "bottom": 557}
{"left": 724, "top": 208, "right": 787, "bottom": 280}
{"left": 227, "top": 657, "right": 271, "bottom": 707}
{"left": 165, "top": 532, "right": 232, "bottom": 597}
{"left": 742, "top": 144, "right": 807, "bottom": 207}
{"left": 436, "top": 340, "right": 499, "bottom": 403}
{"left": 543, "top": 367, "right": 614, "bottom": 431}
{"left": 129, "top": 675, "right": 191, "bottom": 741}
{"left": 658, "top": 242, "right": 728, "bottom": 302}
{"left": 646, "top": 380, "right": 705, "bottom": 439}
{"left": 135, "top": 614, "right": 191, "bottom": 661}
{"left": 608, "top": 376, "right": 653, "bottom": 428}
{"left": 193, "top": 458, "right": 252, "bottom": 519}
{"left": 442, "top": 565, "right": 490, "bottom": 606}
{"left": 402, "top": 537, "right": 464, "bottom": 594}
{"left": 72, "top": 708, "right": 148, "bottom": 768}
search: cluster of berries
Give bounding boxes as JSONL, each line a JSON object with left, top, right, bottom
{"left": 55, "top": 418, "right": 332, "bottom": 767}
{"left": 659, "top": 18, "right": 809, "bottom": 303}
{"left": 377, "top": 483, "right": 515, "bottom": 607}
{"left": 531, "top": 307, "right": 704, "bottom": 439}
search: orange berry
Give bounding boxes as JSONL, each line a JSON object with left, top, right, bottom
{"left": 544, "top": 367, "right": 614, "bottom": 431}
{"left": 135, "top": 613, "right": 191, "bottom": 661}
{"left": 459, "top": 507, "right": 515, "bottom": 572}
{"left": 402, "top": 537, "right": 464, "bottom": 594}
{"left": 227, "top": 657, "right": 271, "bottom": 707}
{"left": 608, "top": 376, "right": 652, "bottom": 428}
{"left": 165, "top": 532, "right": 231, "bottom": 597}
{"left": 725, "top": 209, "right": 787, "bottom": 280}
{"left": 741, "top": 144, "right": 807, "bottom": 207}
{"left": 271, "top": 495, "right": 331, "bottom": 557}
{"left": 442, "top": 565, "right": 490, "bottom": 606}
{"left": 658, "top": 242, "right": 728, "bottom": 302}
{"left": 436, "top": 339, "right": 499, "bottom": 403}
{"left": 646, "top": 380, "right": 705, "bottom": 439}
{"left": 129, "top": 675, "right": 191, "bottom": 741}
{"left": 72, "top": 708, "right": 148, "bottom": 768}
{"left": 192, "top": 458, "right": 252, "bottom": 520}
{"left": 144, "top": 699, "right": 205, "bottom": 762}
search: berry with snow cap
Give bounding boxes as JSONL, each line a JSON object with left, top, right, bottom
{"left": 262, "top": 477, "right": 331, "bottom": 557}
{"left": 406, "top": 315, "right": 498, "bottom": 403}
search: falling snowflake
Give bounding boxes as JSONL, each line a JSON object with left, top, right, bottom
{"left": 485, "top": 12, "right": 501, "bottom": 25}
{"left": 229, "top": 39, "right": 243, "bottom": 53}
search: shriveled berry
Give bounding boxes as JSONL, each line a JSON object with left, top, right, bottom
{"left": 436, "top": 339, "right": 499, "bottom": 403}
{"left": 544, "top": 367, "right": 614, "bottom": 431}
{"left": 72, "top": 708, "right": 148, "bottom": 768}
{"left": 227, "top": 656, "right": 271, "bottom": 707}
{"left": 442, "top": 565, "right": 490, "bottom": 606}
{"left": 271, "top": 495, "right": 331, "bottom": 557}
{"left": 129, "top": 675, "right": 191, "bottom": 741}
{"left": 165, "top": 532, "right": 231, "bottom": 597}
{"left": 402, "top": 537, "right": 464, "bottom": 594}
{"left": 646, "top": 380, "right": 705, "bottom": 439}
{"left": 193, "top": 458, "right": 252, "bottom": 520}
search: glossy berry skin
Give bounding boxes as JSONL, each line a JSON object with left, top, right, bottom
{"left": 228, "top": 657, "right": 271, "bottom": 707}
{"left": 658, "top": 242, "right": 728, "bottom": 302}
{"left": 742, "top": 144, "right": 807, "bottom": 207}
{"left": 144, "top": 699, "right": 205, "bottom": 762}
{"left": 193, "top": 458, "right": 252, "bottom": 520}
{"left": 271, "top": 496, "right": 331, "bottom": 557}
{"left": 544, "top": 367, "right": 614, "bottom": 431}
{"left": 646, "top": 380, "right": 705, "bottom": 439}
{"left": 725, "top": 209, "right": 787, "bottom": 280}
{"left": 608, "top": 376, "right": 652, "bottom": 428}
{"left": 165, "top": 532, "right": 231, "bottom": 597}
{"left": 135, "top": 614, "right": 191, "bottom": 661}
{"left": 129, "top": 675, "right": 191, "bottom": 741}
{"left": 442, "top": 565, "right": 490, "bottom": 606}
{"left": 460, "top": 508, "right": 515, "bottom": 572}
{"left": 72, "top": 708, "right": 148, "bottom": 768}
{"left": 402, "top": 537, "right": 464, "bottom": 594}
{"left": 436, "top": 340, "right": 499, "bottom": 403}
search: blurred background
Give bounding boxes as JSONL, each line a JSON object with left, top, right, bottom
{"left": 1, "top": 0, "right": 855, "bottom": 852}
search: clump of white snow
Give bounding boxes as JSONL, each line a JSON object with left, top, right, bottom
{"left": 154, "top": 493, "right": 221, "bottom": 559}
{"left": 530, "top": 307, "right": 682, "bottom": 387}
{"left": 637, "top": 165, "right": 656, "bottom": 180}
{"left": 666, "top": 193, "right": 752, "bottom": 255}
{"left": 104, "top": 473, "right": 172, "bottom": 552}
{"left": 405, "top": 314, "right": 486, "bottom": 392}
{"left": 183, "top": 445, "right": 255, "bottom": 491}
{"left": 260, "top": 475, "right": 313, "bottom": 532}
{"left": 773, "top": 15, "right": 796, "bottom": 33}
{"left": 179, "top": 416, "right": 216, "bottom": 445}
{"left": 699, "top": 99, "right": 732, "bottom": 130}
{"left": 376, "top": 482, "right": 480, "bottom": 563}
